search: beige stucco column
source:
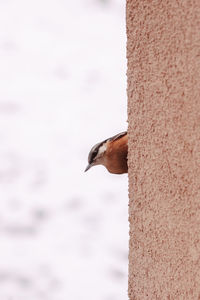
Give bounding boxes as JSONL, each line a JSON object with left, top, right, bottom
{"left": 127, "top": 1, "right": 200, "bottom": 299}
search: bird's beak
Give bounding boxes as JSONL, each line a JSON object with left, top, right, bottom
{"left": 84, "top": 164, "right": 91, "bottom": 172}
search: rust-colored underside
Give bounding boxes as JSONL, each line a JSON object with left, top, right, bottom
{"left": 105, "top": 134, "right": 128, "bottom": 174}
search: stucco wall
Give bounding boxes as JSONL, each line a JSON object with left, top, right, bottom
{"left": 127, "top": 1, "right": 200, "bottom": 299}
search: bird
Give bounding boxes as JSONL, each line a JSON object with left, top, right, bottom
{"left": 85, "top": 131, "right": 128, "bottom": 174}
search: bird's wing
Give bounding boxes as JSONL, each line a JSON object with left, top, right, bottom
{"left": 109, "top": 131, "right": 127, "bottom": 142}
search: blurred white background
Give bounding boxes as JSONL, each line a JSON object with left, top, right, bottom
{"left": 0, "top": 0, "right": 128, "bottom": 299}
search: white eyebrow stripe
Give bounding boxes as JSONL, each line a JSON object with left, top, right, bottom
{"left": 98, "top": 143, "right": 107, "bottom": 155}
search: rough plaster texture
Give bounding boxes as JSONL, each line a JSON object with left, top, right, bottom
{"left": 127, "top": 1, "right": 200, "bottom": 299}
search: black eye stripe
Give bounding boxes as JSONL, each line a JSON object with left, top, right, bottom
{"left": 88, "top": 147, "right": 98, "bottom": 164}
{"left": 90, "top": 150, "right": 98, "bottom": 163}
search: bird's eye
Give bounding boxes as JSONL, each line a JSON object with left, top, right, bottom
{"left": 91, "top": 149, "right": 98, "bottom": 161}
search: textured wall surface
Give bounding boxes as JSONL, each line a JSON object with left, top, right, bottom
{"left": 127, "top": 1, "right": 200, "bottom": 299}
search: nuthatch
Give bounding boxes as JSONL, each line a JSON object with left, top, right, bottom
{"left": 85, "top": 132, "right": 128, "bottom": 174}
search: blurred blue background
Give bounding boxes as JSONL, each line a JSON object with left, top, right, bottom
{"left": 0, "top": 0, "right": 128, "bottom": 299}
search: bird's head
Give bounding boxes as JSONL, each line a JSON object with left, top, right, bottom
{"left": 85, "top": 140, "right": 107, "bottom": 172}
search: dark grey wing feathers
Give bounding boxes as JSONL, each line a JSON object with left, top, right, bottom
{"left": 109, "top": 131, "right": 127, "bottom": 142}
